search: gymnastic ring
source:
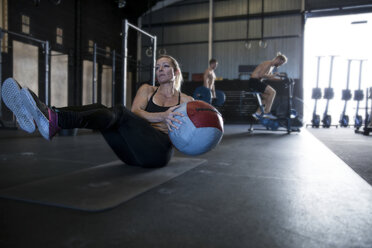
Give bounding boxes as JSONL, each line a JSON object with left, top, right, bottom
{"left": 244, "top": 41, "right": 252, "bottom": 49}
{"left": 145, "top": 47, "right": 153, "bottom": 57}
{"left": 259, "top": 40, "right": 267, "bottom": 48}
{"left": 158, "top": 48, "right": 167, "bottom": 56}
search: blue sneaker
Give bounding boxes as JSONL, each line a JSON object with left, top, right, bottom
{"left": 1, "top": 78, "right": 36, "bottom": 133}
{"left": 252, "top": 112, "right": 261, "bottom": 120}
{"left": 262, "top": 113, "right": 278, "bottom": 120}
{"left": 20, "top": 88, "right": 61, "bottom": 140}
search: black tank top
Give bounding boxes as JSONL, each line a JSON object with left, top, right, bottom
{"left": 145, "top": 87, "right": 181, "bottom": 113}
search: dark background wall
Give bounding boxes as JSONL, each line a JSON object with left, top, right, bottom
{"left": 3, "top": 0, "right": 145, "bottom": 107}
{"left": 8, "top": 0, "right": 76, "bottom": 105}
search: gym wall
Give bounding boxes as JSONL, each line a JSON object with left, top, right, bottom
{"left": 140, "top": 0, "right": 372, "bottom": 83}
{"left": 3, "top": 0, "right": 135, "bottom": 110}
{"left": 6, "top": 0, "right": 75, "bottom": 107}
{"left": 140, "top": 0, "right": 303, "bottom": 81}
{"left": 50, "top": 51, "right": 68, "bottom": 108}
{"left": 12, "top": 41, "right": 39, "bottom": 95}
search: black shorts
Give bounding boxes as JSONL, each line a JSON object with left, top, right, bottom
{"left": 248, "top": 78, "right": 267, "bottom": 93}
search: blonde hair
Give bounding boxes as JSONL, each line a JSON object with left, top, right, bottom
{"left": 157, "top": 55, "right": 183, "bottom": 91}
{"left": 276, "top": 52, "right": 288, "bottom": 64}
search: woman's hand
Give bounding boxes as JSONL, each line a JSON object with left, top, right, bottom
{"left": 164, "top": 105, "right": 184, "bottom": 131}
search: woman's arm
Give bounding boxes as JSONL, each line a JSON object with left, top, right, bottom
{"left": 131, "top": 84, "right": 166, "bottom": 122}
{"left": 131, "top": 84, "right": 184, "bottom": 129}
{"left": 203, "top": 69, "right": 210, "bottom": 89}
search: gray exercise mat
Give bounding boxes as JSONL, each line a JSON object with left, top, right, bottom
{"left": 0, "top": 157, "right": 206, "bottom": 212}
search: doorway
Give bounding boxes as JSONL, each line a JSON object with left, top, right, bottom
{"left": 303, "top": 13, "right": 372, "bottom": 125}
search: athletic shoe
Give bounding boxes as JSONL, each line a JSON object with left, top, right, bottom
{"left": 252, "top": 112, "right": 261, "bottom": 120}
{"left": 1, "top": 78, "right": 36, "bottom": 133}
{"left": 262, "top": 113, "right": 278, "bottom": 120}
{"left": 20, "top": 88, "right": 60, "bottom": 140}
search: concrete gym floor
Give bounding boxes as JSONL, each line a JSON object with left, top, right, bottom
{"left": 0, "top": 124, "right": 371, "bottom": 248}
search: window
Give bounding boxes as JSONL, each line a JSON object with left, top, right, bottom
{"left": 21, "top": 14, "right": 30, "bottom": 34}
{"left": 88, "top": 40, "right": 93, "bottom": 53}
{"left": 56, "top": 27, "right": 63, "bottom": 45}
{"left": 0, "top": 0, "right": 8, "bottom": 53}
{"left": 105, "top": 46, "right": 110, "bottom": 58}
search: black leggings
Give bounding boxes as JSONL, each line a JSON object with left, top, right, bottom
{"left": 55, "top": 103, "right": 173, "bottom": 168}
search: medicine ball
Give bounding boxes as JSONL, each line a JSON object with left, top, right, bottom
{"left": 168, "top": 100, "right": 224, "bottom": 155}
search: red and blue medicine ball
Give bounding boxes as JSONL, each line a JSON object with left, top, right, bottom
{"left": 168, "top": 100, "right": 224, "bottom": 156}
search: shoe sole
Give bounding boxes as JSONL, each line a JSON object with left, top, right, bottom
{"left": 21, "top": 88, "right": 50, "bottom": 140}
{"left": 1, "top": 78, "right": 35, "bottom": 133}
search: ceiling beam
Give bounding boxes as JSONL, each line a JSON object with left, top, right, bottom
{"left": 142, "top": 0, "right": 184, "bottom": 16}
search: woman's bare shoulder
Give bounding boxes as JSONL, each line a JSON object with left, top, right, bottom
{"left": 137, "top": 84, "right": 157, "bottom": 97}
{"left": 138, "top": 83, "right": 156, "bottom": 92}
{"left": 132, "top": 84, "right": 157, "bottom": 111}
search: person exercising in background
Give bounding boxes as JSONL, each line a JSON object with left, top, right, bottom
{"left": 203, "top": 58, "right": 218, "bottom": 103}
{"left": 249, "top": 52, "right": 288, "bottom": 120}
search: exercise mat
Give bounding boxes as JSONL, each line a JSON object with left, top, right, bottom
{"left": 0, "top": 157, "right": 206, "bottom": 212}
